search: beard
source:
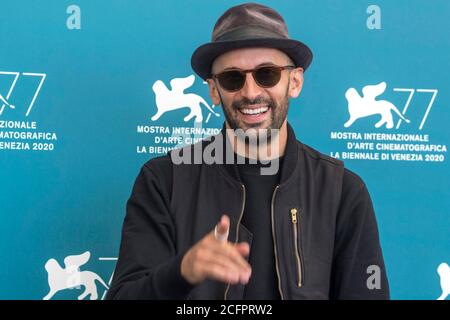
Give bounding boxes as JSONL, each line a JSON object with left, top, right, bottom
{"left": 218, "top": 83, "right": 290, "bottom": 145}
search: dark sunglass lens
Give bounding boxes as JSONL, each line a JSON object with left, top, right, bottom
{"left": 218, "top": 70, "right": 245, "bottom": 91}
{"left": 254, "top": 67, "right": 281, "bottom": 87}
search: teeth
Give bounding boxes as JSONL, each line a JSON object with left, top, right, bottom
{"left": 240, "top": 106, "right": 269, "bottom": 115}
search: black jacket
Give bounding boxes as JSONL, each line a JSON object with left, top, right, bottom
{"left": 106, "top": 123, "right": 390, "bottom": 300}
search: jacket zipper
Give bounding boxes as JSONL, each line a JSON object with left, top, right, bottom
{"left": 290, "top": 208, "right": 303, "bottom": 287}
{"left": 271, "top": 185, "right": 284, "bottom": 299}
{"left": 223, "top": 184, "right": 246, "bottom": 300}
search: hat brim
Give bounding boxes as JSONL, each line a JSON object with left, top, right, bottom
{"left": 191, "top": 38, "right": 313, "bottom": 80}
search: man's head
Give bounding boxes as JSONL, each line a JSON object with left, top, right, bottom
{"left": 207, "top": 47, "right": 304, "bottom": 135}
{"left": 191, "top": 2, "right": 312, "bottom": 140}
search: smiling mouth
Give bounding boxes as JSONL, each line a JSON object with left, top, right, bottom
{"left": 238, "top": 105, "right": 270, "bottom": 116}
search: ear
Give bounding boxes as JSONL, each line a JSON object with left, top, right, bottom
{"left": 288, "top": 68, "right": 304, "bottom": 99}
{"left": 207, "top": 78, "right": 222, "bottom": 105}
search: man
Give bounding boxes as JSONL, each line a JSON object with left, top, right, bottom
{"left": 106, "top": 3, "right": 389, "bottom": 300}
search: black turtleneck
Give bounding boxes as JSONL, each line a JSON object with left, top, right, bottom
{"left": 235, "top": 153, "right": 284, "bottom": 300}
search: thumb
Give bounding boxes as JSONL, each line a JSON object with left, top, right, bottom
{"left": 214, "top": 214, "right": 230, "bottom": 242}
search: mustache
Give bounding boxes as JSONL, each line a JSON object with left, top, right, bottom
{"left": 232, "top": 96, "right": 274, "bottom": 110}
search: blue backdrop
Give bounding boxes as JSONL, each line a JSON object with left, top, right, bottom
{"left": 0, "top": 0, "right": 448, "bottom": 300}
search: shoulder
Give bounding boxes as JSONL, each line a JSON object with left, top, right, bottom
{"left": 297, "top": 141, "right": 367, "bottom": 196}
{"left": 143, "top": 153, "right": 173, "bottom": 177}
{"left": 298, "top": 141, "right": 344, "bottom": 168}
{"left": 342, "top": 168, "right": 366, "bottom": 191}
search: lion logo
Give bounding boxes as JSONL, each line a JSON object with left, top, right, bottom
{"left": 344, "top": 82, "right": 410, "bottom": 129}
{"left": 43, "top": 251, "right": 108, "bottom": 300}
{"left": 437, "top": 262, "right": 450, "bottom": 300}
{"left": 151, "top": 75, "right": 220, "bottom": 123}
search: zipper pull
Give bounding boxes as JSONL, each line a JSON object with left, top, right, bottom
{"left": 290, "top": 208, "right": 298, "bottom": 224}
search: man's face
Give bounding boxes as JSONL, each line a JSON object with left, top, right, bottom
{"left": 207, "top": 47, "right": 304, "bottom": 137}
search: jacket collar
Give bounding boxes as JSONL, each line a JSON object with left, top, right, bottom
{"left": 219, "top": 121, "right": 299, "bottom": 186}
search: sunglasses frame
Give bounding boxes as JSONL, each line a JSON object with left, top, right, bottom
{"left": 211, "top": 64, "right": 295, "bottom": 92}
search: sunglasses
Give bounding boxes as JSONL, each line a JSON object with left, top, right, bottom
{"left": 211, "top": 65, "right": 295, "bottom": 92}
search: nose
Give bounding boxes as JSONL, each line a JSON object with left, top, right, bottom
{"left": 239, "top": 72, "right": 263, "bottom": 100}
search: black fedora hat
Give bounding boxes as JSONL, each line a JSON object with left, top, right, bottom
{"left": 191, "top": 2, "right": 313, "bottom": 81}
